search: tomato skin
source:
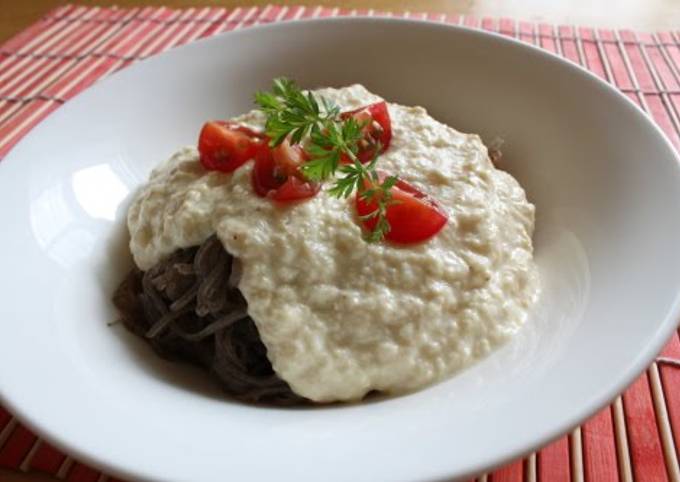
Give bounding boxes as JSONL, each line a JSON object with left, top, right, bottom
{"left": 270, "top": 176, "right": 320, "bottom": 202}
{"left": 340, "top": 101, "right": 392, "bottom": 164}
{"left": 271, "top": 138, "right": 307, "bottom": 177}
{"left": 198, "top": 121, "right": 262, "bottom": 173}
{"left": 252, "top": 141, "right": 319, "bottom": 203}
{"left": 223, "top": 122, "right": 266, "bottom": 140}
{"left": 355, "top": 175, "right": 448, "bottom": 244}
{"left": 252, "top": 143, "right": 281, "bottom": 197}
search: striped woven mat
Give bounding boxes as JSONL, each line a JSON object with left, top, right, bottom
{"left": 1, "top": 4, "right": 680, "bottom": 482}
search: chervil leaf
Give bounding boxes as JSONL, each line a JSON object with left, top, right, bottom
{"left": 255, "top": 78, "right": 400, "bottom": 242}
{"left": 382, "top": 175, "right": 399, "bottom": 190}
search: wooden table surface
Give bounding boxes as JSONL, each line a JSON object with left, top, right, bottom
{"left": 2, "top": 0, "right": 680, "bottom": 43}
{"left": 0, "top": 0, "right": 679, "bottom": 480}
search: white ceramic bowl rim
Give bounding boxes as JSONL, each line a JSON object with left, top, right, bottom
{"left": 0, "top": 16, "right": 679, "bottom": 482}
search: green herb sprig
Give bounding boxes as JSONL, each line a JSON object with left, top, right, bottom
{"left": 255, "top": 77, "right": 397, "bottom": 242}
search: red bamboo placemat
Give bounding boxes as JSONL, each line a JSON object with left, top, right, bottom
{"left": 1, "top": 5, "right": 680, "bottom": 482}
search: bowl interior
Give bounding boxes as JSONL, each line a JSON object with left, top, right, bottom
{"left": 1, "top": 18, "right": 679, "bottom": 482}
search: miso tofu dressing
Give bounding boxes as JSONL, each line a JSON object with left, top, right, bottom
{"left": 127, "top": 85, "right": 539, "bottom": 402}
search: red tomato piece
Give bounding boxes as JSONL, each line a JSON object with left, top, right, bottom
{"left": 198, "top": 121, "right": 262, "bottom": 173}
{"left": 271, "top": 138, "right": 307, "bottom": 177}
{"left": 340, "top": 101, "right": 392, "bottom": 164}
{"left": 355, "top": 175, "right": 448, "bottom": 244}
{"left": 252, "top": 142, "right": 281, "bottom": 197}
{"left": 252, "top": 140, "right": 319, "bottom": 203}
{"left": 223, "top": 122, "right": 266, "bottom": 140}
{"left": 270, "top": 176, "right": 320, "bottom": 202}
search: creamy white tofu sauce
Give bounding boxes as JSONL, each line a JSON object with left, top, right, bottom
{"left": 127, "top": 85, "right": 539, "bottom": 402}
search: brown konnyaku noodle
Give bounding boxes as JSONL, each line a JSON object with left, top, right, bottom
{"left": 113, "top": 235, "right": 305, "bottom": 405}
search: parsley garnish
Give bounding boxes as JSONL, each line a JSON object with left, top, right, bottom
{"left": 254, "top": 77, "right": 398, "bottom": 242}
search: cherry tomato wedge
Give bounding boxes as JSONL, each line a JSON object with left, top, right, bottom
{"left": 356, "top": 175, "right": 447, "bottom": 244}
{"left": 198, "top": 121, "right": 263, "bottom": 173}
{"left": 209, "top": 121, "right": 265, "bottom": 140}
{"left": 252, "top": 142, "right": 280, "bottom": 197}
{"left": 252, "top": 140, "right": 319, "bottom": 202}
{"left": 340, "top": 101, "right": 392, "bottom": 164}
{"left": 271, "top": 137, "right": 307, "bottom": 178}
{"left": 270, "top": 176, "right": 320, "bottom": 202}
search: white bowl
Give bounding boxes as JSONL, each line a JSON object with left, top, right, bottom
{"left": 1, "top": 17, "right": 679, "bottom": 482}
